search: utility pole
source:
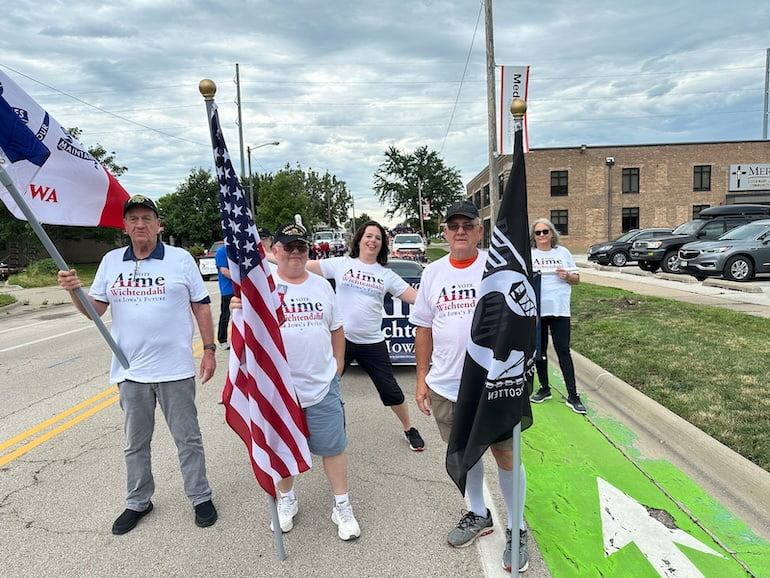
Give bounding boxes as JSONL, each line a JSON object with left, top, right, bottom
{"left": 235, "top": 64, "right": 246, "bottom": 181}
{"left": 484, "top": 0, "right": 500, "bottom": 242}
{"left": 763, "top": 48, "right": 769, "bottom": 140}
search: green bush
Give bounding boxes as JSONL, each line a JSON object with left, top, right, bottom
{"left": 27, "top": 258, "right": 59, "bottom": 275}
{"left": 188, "top": 245, "right": 206, "bottom": 258}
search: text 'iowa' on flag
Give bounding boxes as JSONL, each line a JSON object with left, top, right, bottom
{"left": 206, "top": 99, "right": 311, "bottom": 498}
{"left": 446, "top": 124, "right": 537, "bottom": 495}
{"left": 0, "top": 70, "right": 129, "bottom": 228}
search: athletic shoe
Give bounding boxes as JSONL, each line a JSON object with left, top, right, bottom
{"left": 404, "top": 427, "right": 425, "bottom": 451}
{"left": 270, "top": 495, "right": 298, "bottom": 533}
{"left": 530, "top": 387, "right": 552, "bottom": 403}
{"left": 566, "top": 395, "right": 587, "bottom": 415}
{"left": 219, "top": 342, "right": 230, "bottom": 351}
{"left": 502, "top": 528, "right": 530, "bottom": 572}
{"left": 331, "top": 500, "right": 361, "bottom": 540}
{"left": 111, "top": 502, "right": 153, "bottom": 535}
{"left": 447, "top": 509, "right": 494, "bottom": 547}
{"left": 194, "top": 500, "right": 218, "bottom": 527}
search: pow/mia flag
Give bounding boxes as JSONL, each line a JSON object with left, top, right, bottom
{"left": 446, "top": 125, "right": 538, "bottom": 495}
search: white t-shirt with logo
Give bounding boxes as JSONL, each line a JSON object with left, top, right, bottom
{"left": 409, "top": 252, "right": 486, "bottom": 402}
{"left": 89, "top": 244, "right": 209, "bottom": 384}
{"left": 319, "top": 256, "right": 409, "bottom": 344}
{"left": 275, "top": 271, "right": 343, "bottom": 408}
{"left": 531, "top": 246, "right": 576, "bottom": 317}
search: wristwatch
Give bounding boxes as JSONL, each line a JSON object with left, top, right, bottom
{"left": 203, "top": 343, "right": 217, "bottom": 352}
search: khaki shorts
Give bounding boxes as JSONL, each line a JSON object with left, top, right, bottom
{"left": 428, "top": 388, "right": 512, "bottom": 450}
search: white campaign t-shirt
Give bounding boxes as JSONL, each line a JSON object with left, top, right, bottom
{"left": 319, "top": 256, "right": 409, "bottom": 344}
{"left": 409, "top": 252, "right": 486, "bottom": 402}
{"left": 531, "top": 246, "right": 576, "bottom": 317}
{"left": 89, "top": 244, "right": 209, "bottom": 384}
{"left": 275, "top": 271, "right": 344, "bottom": 408}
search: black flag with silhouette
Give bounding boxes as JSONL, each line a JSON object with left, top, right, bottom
{"left": 446, "top": 124, "right": 538, "bottom": 495}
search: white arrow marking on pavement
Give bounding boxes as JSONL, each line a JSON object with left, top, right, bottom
{"left": 598, "top": 477, "right": 723, "bottom": 578}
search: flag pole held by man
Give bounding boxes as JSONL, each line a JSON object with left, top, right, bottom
{"left": 199, "top": 79, "right": 312, "bottom": 558}
{"left": 0, "top": 69, "right": 131, "bottom": 367}
{"left": 445, "top": 99, "right": 538, "bottom": 572}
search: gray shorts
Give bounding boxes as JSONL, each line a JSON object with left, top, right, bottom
{"left": 429, "top": 388, "right": 512, "bottom": 450}
{"left": 304, "top": 375, "right": 347, "bottom": 456}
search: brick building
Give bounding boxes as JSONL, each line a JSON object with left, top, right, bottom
{"left": 465, "top": 140, "right": 770, "bottom": 251}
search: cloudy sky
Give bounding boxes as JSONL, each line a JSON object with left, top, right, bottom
{"left": 3, "top": 0, "right": 769, "bottom": 228}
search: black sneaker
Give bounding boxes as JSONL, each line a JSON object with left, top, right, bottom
{"left": 112, "top": 502, "right": 153, "bottom": 535}
{"left": 566, "top": 395, "right": 587, "bottom": 415}
{"left": 531, "top": 387, "right": 552, "bottom": 403}
{"left": 404, "top": 427, "right": 425, "bottom": 452}
{"left": 194, "top": 500, "right": 218, "bottom": 527}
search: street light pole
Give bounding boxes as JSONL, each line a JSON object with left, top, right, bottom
{"left": 246, "top": 141, "right": 280, "bottom": 216}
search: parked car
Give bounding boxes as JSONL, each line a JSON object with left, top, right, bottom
{"left": 587, "top": 228, "right": 672, "bottom": 267}
{"left": 391, "top": 233, "right": 426, "bottom": 261}
{"left": 629, "top": 204, "right": 770, "bottom": 273}
{"left": 198, "top": 240, "right": 224, "bottom": 280}
{"left": 381, "top": 259, "right": 423, "bottom": 365}
{"left": 678, "top": 219, "right": 770, "bottom": 281}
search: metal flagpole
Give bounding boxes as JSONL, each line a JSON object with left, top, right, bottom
{"left": 509, "top": 99, "right": 528, "bottom": 574}
{"left": 0, "top": 166, "right": 130, "bottom": 369}
{"left": 199, "top": 78, "right": 287, "bottom": 561}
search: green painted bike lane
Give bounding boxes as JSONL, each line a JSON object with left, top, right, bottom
{"left": 521, "top": 380, "right": 770, "bottom": 577}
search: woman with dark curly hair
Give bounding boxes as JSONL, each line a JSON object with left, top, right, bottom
{"left": 305, "top": 220, "right": 425, "bottom": 451}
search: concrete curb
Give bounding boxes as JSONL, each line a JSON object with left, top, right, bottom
{"left": 572, "top": 349, "right": 770, "bottom": 544}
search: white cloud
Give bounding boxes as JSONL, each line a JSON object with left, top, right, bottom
{"left": 3, "top": 0, "right": 769, "bottom": 228}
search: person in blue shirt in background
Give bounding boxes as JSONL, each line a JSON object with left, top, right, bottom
{"left": 214, "top": 243, "right": 234, "bottom": 350}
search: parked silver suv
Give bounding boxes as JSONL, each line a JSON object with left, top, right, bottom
{"left": 678, "top": 219, "right": 770, "bottom": 281}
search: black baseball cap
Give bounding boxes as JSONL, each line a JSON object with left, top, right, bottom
{"left": 123, "top": 194, "right": 159, "bottom": 217}
{"left": 256, "top": 226, "right": 272, "bottom": 238}
{"left": 444, "top": 200, "right": 479, "bottom": 220}
{"left": 273, "top": 223, "right": 310, "bottom": 246}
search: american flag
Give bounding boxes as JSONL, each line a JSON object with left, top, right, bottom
{"left": 207, "top": 101, "right": 311, "bottom": 497}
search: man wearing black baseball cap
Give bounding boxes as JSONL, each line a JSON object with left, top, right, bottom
{"left": 58, "top": 193, "right": 219, "bottom": 535}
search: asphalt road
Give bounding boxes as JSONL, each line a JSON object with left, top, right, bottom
{"left": 2, "top": 266, "right": 770, "bottom": 576}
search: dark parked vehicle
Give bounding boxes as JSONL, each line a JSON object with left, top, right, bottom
{"left": 678, "top": 219, "right": 770, "bottom": 281}
{"left": 629, "top": 204, "right": 770, "bottom": 273}
{"left": 381, "top": 259, "right": 423, "bottom": 365}
{"left": 587, "top": 228, "right": 672, "bottom": 267}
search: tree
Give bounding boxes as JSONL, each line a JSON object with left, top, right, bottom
{"left": 373, "top": 146, "right": 464, "bottom": 235}
{"left": 156, "top": 168, "right": 220, "bottom": 247}
{"left": 346, "top": 212, "right": 373, "bottom": 234}
{"left": 257, "top": 163, "right": 352, "bottom": 233}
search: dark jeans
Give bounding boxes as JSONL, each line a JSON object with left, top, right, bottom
{"left": 535, "top": 316, "right": 578, "bottom": 398}
{"left": 217, "top": 294, "right": 233, "bottom": 344}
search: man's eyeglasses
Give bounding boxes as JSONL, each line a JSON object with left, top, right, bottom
{"left": 283, "top": 242, "right": 309, "bottom": 253}
{"left": 534, "top": 229, "right": 551, "bottom": 236}
{"left": 445, "top": 222, "right": 478, "bottom": 232}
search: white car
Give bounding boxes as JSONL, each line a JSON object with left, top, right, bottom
{"left": 391, "top": 233, "right": 426, "bottom": 261}
{"left": 198, "top": 240, "right": 224, "bottom": 280}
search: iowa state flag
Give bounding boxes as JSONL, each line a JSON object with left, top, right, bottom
{"left": 446, "top": 124, "right": 537, "bottom": 495}
{"left": 0, "top": 70, "right": 129, "bottom": 228}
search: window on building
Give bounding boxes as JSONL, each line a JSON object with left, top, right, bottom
{"left": 498, "top": 173, "right": 505, "bottom": 200}
{"left": 550, "top": 210, "right": 568, "bottom": 236}
{"left": 622, "top": 168, "right": 640, "bottom": 194}
{"left": 483, "top": 184, "right": 490, "bottom": 207}
{"left": 621, "top": 207, "right": 640, "bottom": 232}
{"left": 692, "top": 204, "right": 711, "bottom": 218}
{"left": 693, "top": 165, "right": 711, "bottom": 191}
{"left": 474, "top": 190, "right": 481, "bottom": 207}
{"left": 550, "top": 170, "right": 568, "bottom": 196}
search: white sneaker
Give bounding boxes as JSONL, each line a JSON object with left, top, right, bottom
{"left": 220, "top": 342, "right": 230, "bottom": 351}
{"left": 331, "top": 500, "right": 361, "bottom": 540}
{"left": 269, "top": 495, "right": 298, "bottom": 533}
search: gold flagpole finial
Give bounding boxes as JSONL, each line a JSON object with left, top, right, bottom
{"left": 199, "top": 79, "right": 217, "bottom": 100}
{"left": 510, "top": 98, "right": 527, "bottom": 120}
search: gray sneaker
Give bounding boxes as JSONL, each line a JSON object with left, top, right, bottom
{"left": 447, "top": 509, "right": 493, "bottom": 548}
{"left": 502, "top": 528, "right": 529, "bottom": 572}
